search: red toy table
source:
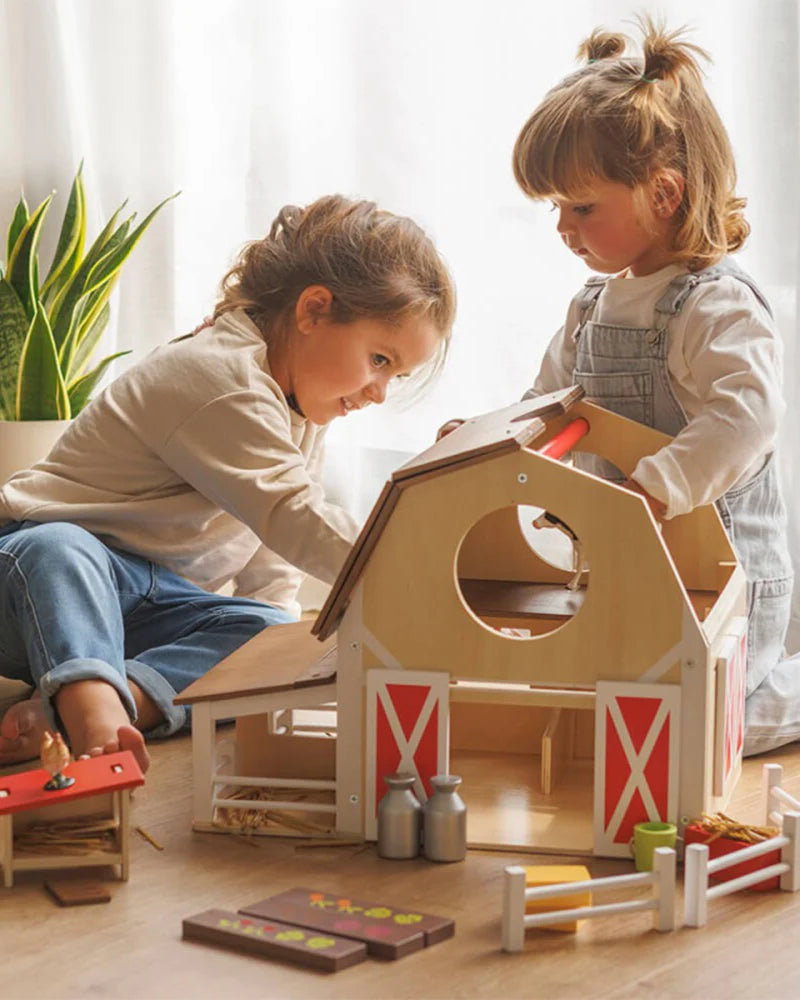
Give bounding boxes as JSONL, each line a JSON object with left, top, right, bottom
{"left": 0, "top": 751, "right": 144, "bottom": 887}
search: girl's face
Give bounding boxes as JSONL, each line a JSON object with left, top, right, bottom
{"left": 290, "top": 311, "right": 441, "bottom": 426}
{"left": 551, "top": 178, "right": 675, "bottom": 277}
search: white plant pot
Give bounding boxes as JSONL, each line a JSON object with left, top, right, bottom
{"left": 0, "top": 419, "right": 71, "bottom": 486}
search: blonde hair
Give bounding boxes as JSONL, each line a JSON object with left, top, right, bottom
{"left": 214, "top": 194, "right": 455, "bottom": 380}
{"left": 512, "top": 17, "right": 749, "bottom": 269}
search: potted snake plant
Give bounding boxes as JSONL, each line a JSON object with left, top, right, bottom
{"left": 0, "top": 164, "right": 176, "bottom": 483}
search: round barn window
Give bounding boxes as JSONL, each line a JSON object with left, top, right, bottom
{"left": 455, "top": 504, "right": 587, "bottom": 638}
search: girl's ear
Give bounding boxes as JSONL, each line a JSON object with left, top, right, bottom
{"left": 652, "top": 170, "right": 685, "bottom": 219}
{"left": 295, "top": 285, "right": 334, "bottom": 334}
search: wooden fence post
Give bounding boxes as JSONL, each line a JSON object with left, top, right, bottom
{"left": 502, "top": 866, "right": 527, "bottom": 953}
{"left": 653, "top": 847, "right": 676, "bottom": 931}
{"left": 780, "top": 812, "right": 800, "bottom": 892}
{"left": 683, "top": 843, "right": 708, "bottom": 928}
{"left": 763, "top": 763, "right": 783, "bottom": 826}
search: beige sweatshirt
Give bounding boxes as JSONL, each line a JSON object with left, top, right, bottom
{"left": 0, "top": 309, "right": 358, "bottom": 616}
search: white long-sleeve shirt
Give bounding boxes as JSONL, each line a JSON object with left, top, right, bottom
{"left": 0, "top": 309, "right": 359, "bottom": 616}
{"left": 532, "top": 264, "right": 785, "bottom": 518}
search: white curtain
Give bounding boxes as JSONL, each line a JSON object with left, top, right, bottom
{"left": 1, "top": 0, "right": 798, "bottom": 628}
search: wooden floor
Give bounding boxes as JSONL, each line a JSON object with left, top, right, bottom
{"left": 2, "top": 734, "right": 800, "bottom": 1000}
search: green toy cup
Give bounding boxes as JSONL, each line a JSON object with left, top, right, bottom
{"left": 630, "top": 821, "right": 677, "bottom": 871}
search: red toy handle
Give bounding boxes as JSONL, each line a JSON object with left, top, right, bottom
{"left": 537, "top": 417, "right": 590, "bottom": 460}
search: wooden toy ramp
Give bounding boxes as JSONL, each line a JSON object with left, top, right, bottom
{"left": 312, "top": 386, "right": 584, "bottom": 641}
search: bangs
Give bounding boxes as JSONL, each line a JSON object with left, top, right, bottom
{"left": 513, "top": 69, "right": 645, "bottom": 199}
{"left": 514, "top": 97, "right": 620, "bottom": 201}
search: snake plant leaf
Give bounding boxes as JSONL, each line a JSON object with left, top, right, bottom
{"left": 57, "top": 291, "right": 96, "bottom": 380}
{"left": 62, "top": 214, "right": 134, "bottom": 370}
{"left": 67, "top": 349, "right": 130, "bottom": 415}
{"left": 41, "top": 165, "right": 86, "bottom": 301}
{"left": 67, "top": 301, "right": 110, "bottom": 381}
{"left": 47, "top": 200, "right": 129, "bottom": 343}
{"left": 16, "top": 304, "right": 70, "bottom": 420}
{"left": 2, "top": 169, "right": 176, "bottom": 422}
{"left": 93, "top": 214, "right": 133, "bottom": 266}
{"left": 84, "top": 192, "right": 179, "bottom": 293}
{"left": 0, "top": 278, "right": 28, "bottom": 420}
{"left": 53, "top": 194, "right": 166, "bottom": 358}
{"left": 6, "top": 193, "right": 54, "bottom": 321}
{"left": 6, "top": 194, "right": 29, "bottom": 264}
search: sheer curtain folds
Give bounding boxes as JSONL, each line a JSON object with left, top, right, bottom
{"left": 1, "top": 0, "right": 798, "bottom": 631}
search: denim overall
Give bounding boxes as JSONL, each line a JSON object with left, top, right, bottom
{"left": 569, "top": 259, "right": 794, "bottom": 727}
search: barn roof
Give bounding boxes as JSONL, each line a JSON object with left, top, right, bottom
{"left": 312, "top": 386, "right": 584, "bottom": 641}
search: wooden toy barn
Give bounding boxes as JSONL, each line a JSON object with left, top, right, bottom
{"left": 177, "top": 386, "right": 748, "bottom": 857}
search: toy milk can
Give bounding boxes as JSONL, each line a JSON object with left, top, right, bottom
{"left": 377, "top": 773, "right": 422, "bottom": 859}
{"left": 423, "top": 774, "right": 467, "bottom": 862}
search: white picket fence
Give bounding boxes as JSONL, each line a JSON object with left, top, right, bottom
{"left": 683, "top": 811, "right": 800, "bottom": 927}
{"left": 502, "top": 764, "right": 800, "bottom": 949}
{"left": 763, "top": 763, "right": 800, "bottom": 828}
{"left": 502, "top": 849, "right": 676, "bottom": 952}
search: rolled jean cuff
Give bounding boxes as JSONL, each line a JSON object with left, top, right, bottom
{"left": 39, "top": 658, "right": 138, "bottom": 730}
{"left": 124, "top": 658, "right": 186, "bottom": 738}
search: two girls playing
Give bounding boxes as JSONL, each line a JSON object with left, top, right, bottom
{"left": 0, "top": 19, "right": 795, "bottom": 773}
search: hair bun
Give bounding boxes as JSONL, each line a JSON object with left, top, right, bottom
{"left": 640, "top": 18, "right": 707, "bottom": 87}
{"left": 268, "top": 204, "right": 304, "bottom": 241}
{"left": 576, "top": 28, "right": 627, "bottom": 64}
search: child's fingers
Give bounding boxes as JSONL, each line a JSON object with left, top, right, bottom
{"left": 621, "top": 478, "right": 667, "bottom": 519}
{"left": 437, "top": 419, "right": 464, "bottom": 440}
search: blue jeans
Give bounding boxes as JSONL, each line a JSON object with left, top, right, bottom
{"left": 0, "top": 521, "right": 293, "bottom": 737}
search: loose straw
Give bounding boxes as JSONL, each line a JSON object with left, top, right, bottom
{"left": 695, "top": 811, "right": 778, "bottom": 845}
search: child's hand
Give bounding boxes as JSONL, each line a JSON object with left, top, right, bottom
{"left": 621, "top": 478, "right": 667, "bottom": 520}
{"left": 437, "top": 419, "right": 464, "bottom": 441}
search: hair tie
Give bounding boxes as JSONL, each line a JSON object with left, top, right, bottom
{"left": 641, "top": 74, "right": 656, "bottom": 83}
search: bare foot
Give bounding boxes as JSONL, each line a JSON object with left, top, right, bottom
{"left": 0, "top": 694, "right": 47, "bottom": 766}
{"left": 55, "top": 680, "right": 151, "bottom": 774}
{"left": 85, "top": 724, "right": 150, "bottom": 774}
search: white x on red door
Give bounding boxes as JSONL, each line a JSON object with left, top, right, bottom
{"left": 365, "top": 668, "right": 450, "bottom": 839}
{"left": 594, "top": 681, "right": 681, "bottom": 857}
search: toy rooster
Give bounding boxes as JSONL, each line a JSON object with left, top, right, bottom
{"left": 41, "top": 731, "right": 75, "bottom": 791}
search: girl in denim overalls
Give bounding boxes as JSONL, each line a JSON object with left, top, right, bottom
{"left": 513, "top": 18, "right": 798, "bottom": 755}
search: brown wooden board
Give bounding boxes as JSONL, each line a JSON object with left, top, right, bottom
{"left": 391, "top": 387, "right": 584, "bottom": 485}
{"left": 239, "top": 887, "right": 455, "bottom": 960}
{"left": 392, "top": 410, "right": 545, "bottom": 483}
{"left": 460, "top": 579, "right": 586, "bottom": 620}
{"left": 312, "top": 480, "right": 400, "bottom": 640}
{"left": 45, "top": 880, "right": 112, "bottom": 906}
{"left": 311, "top": 387, "right": 584, "bottom": 641}
{"left": 174, "top": 622, "right": 337, "bottom": 705}
{"left": 182, "top": 908, "right": 368, "bottom": 972}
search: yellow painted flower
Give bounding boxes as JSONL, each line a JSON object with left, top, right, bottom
{"left": 306, "top": 936, "right": 336, "bottom": 950}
